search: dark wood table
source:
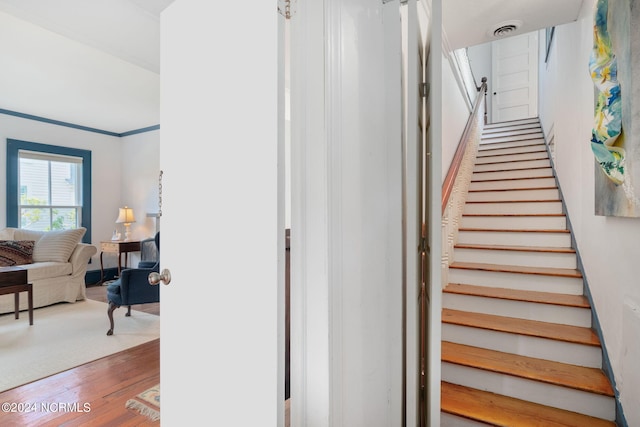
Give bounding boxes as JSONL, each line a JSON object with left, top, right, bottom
{"left": 0, "top": 266, "right": 33, "bottom": 325}
{"left": 99, "top": 240, "right": 141, "bottom": 283}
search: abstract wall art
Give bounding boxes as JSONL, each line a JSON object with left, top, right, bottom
{"left": 591, "top": 0, "right": 640, "bottom": 217}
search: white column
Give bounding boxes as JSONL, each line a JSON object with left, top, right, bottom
{"left": 289, "top": 0, "right": 404, "bottom": 425}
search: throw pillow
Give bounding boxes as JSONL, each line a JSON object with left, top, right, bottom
{"left": 0, "top": 240, "right": 35, "bottom": 267}
{"left": 32, "top": 227, "right": 86, "bottom": 263}
{"left": 0, "top": 228, "right": 16, "bottom": 240}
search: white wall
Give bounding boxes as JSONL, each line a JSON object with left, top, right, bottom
{"left": 441, "top": 50, "right": 473, "bottom": 182}
{"left": 121, "top": 130, "right": 161, "bottom": 242}
{"left": 467, "top": 42, "right": 493, "bottom": 123}
{"left": 538, "top": 0, "right": 640, "bottom": 424}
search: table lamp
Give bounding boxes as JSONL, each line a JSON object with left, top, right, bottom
{"left": 116, "top": 206, "right": 136, "bottom": 241}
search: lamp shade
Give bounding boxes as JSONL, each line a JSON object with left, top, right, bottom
{"left": 116, "top": 206, "right": 136, "bottom": 224}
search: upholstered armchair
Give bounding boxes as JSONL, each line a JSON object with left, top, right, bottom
{"left": 106, "top": 232, "right": 160, "bottom": 336}
{"left": 137, "top": 234, "right": 159, "bottom": 269}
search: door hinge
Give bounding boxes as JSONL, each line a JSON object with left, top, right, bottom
{"left": 419, "top": 236, "right": 427, "bottom": 253}
{"left": 421, "top": 82, "right": 429, "bottom": 99}
{"left": 278, "top": 0, "right": 293, "bottom": 19}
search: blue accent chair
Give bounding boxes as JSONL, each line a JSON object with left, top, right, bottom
{"left": 137, "top": 234, "right": 159, "bottom": 269}
{"left": 106, "top": 232, "right": 160, "bottom": 335}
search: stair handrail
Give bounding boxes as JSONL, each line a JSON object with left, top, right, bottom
{"left": 441, "top": 77, "right": 487, "bottom": 214}
{"left": 440, "top": 77, "right": 487, "bottom": 289}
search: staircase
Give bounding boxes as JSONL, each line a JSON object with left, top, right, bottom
{"left": 440, "top": 118, "right": 617, "bottom": 426}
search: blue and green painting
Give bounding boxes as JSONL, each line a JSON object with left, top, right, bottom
{"left": 590, "top": 0, "right": 624, "bottom": 185}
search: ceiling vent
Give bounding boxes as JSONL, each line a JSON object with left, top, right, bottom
{"left": 489, "top": 20, "right": 523, "bottom": 38}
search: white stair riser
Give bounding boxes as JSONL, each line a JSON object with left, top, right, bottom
{"left": 476, "top": 151, "right": 548, "bottom": 165}
{"left": 476, "top": 138, "right": 548, "bottom": 155}
{"left": 457, "top": 230, "right": 571, "bottom": 247}
{"left": 461, "top": 214, "right": 566, "bottom": 230}
{"left": 442, "top": 324, "right": 602, "bottom": 368}
{"left": 464, "top": 201, "right": 563, "bottom": 215}
{"left": 473, "top": 167, "right": 553, "bottom": 181}
{"left": 477, "top": 144, "right": 546, "bottom": 157}
{"left": 481, "top": 132, "right": 544, "bottom": 144}
{"left": 467, "top": 188, "right": 560, "bottom": 202}
{"left": 441, "top": 412, "right": 492, "bottom": 426}
{"left": 485, "top": 118, "right": 540, "bottom": 129}
{"left": 483, "top": 123, "right": 542, "bottom": 134}
{"left": 454, "top": 248, "right": 577, "bottom": 269}
{"left": 469, "top": 177, "right": 557, "bottom": 191}
{"left": 483, "top": 125, "right": 542, "bottom": 134}
{"left": 442, "top": 363, "right": 615, "bottom": 421}
{"left": 448, "top": 268, "right": 583, "bottom": 295}
{"left": 474, "top": 158, "right": 551, "bottom": 172}
{"left": 442, "top": 293, "right": 592, "bottom": 327}
{"left": 479, "top": 138, "right": 545, "bottom": 151}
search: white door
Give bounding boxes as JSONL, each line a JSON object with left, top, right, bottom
{"left": 159, "top": 1, "right": 281, "bottom": 426}
{"left": 491, "top": 31, "right": 538, "bottom": 123}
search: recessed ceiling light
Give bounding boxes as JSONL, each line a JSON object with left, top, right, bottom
{"left": 488, "top": 20, "right": 523, "bottom": 38}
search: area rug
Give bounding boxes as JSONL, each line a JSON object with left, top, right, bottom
{"left": 0, "top": 299, "right": 160, "bottom": 393}
{"left": 126, "top": 383, "right": 160, "bottom": 421}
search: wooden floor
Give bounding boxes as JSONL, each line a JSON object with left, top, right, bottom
{"left": 0, "top": 285, "right": 294, "bottom": 426}
{"left": 0, "top": 284, "right": 160, "bottom": 426}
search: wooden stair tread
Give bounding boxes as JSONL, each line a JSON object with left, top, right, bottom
{"left": 473, "top": 166, "right": 552, "bottom": 174}
{"left": 442, "top": 309, "right": 601, "bottom": 346}
{"left": 471, "top": 176, "right": 555, "bottom": 183}
{"left": 454, "top": 243, "right": 575, "bottom": 254}
{"left": 444, "top": 283, "right": 590, "bottom": 308}
{"left": 482, "top": 133, "right": 541, "bottom": 138}
{"left": 482, "top": 130, "right": 540, "bottom": 137}
{"left": 485, "top": 118, "right": 539, "bottom": 126}
{"left": 474, "top": 168, "right": 552, "bottom": 175}
{"left": 477, "top": 148, "right": 547, "bottom": 158}
{"left": 478, "top": 142, "right": 545, "bottom": 151}
{"left": 478, "top": 140, "right": 543, "bottom": 151}
{"left": 442, "top": 341, "right": 613, "bottom": 396}
{"left": 465, "top": 199, "right": 561, "bottom": 204}
{"left": 459, "top": 227, "right": 570, "bottom": 234}
{"left": 463, "top": 213, "right": 565, "bottom": 217}
{"left": 482, "top": 132, "right": 543, "bottom": 140}
{"left": 468, "top": 186, "right": 557, "bottom": 193}
{"left": 482, "top": 127, "right": 541, "bottom": 134}
{"left": 449, "top": 261, "right": 582, "bottom": 278}
{"left": 441, "top": 381, "right": 616, "bottom": 427}
{"left": 475, "top": 156, "right": 549, "bottom": 165}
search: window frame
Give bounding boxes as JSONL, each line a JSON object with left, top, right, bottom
{"left": 6, "top": 139, "right": 92, "bottom": 243}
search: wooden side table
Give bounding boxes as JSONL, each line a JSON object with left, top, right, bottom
{"left": 99, "top": 240, "right": 141, "bottom": 284}
{"left": 0, "top": 267, "right": 33, "bottom": 325}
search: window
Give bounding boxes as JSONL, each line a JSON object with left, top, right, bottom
{"left": 6, "top": 139, "right": 91, "bottom": 242}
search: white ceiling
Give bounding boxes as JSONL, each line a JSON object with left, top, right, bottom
{"left": 0, "top": 0, "right": 584, "bottom": 134}
{"left": 0, "top": 0, "right": 173, "bottom": 73}
{"left": 0, "top": 0, "right": 173, "bottom": 134}
{"left": 443, "top": 0, "right": 585, "bottom": 51}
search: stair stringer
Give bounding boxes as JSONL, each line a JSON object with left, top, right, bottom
{"left": 540, "top": 120, "right": 628, "bottom": 427}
